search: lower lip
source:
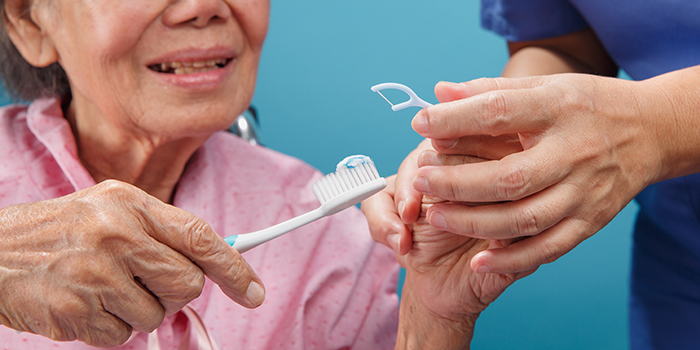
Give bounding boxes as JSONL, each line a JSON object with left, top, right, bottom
{"left": 148, "top": 60, "right": 234, "bottom": 90}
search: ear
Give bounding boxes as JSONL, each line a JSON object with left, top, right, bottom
{"left": 3, "top": 0, "right": 58, "bottom": 67}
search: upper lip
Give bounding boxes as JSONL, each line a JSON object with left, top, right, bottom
{"left": 145, "top": 46, "right": 237, "bottom": 67}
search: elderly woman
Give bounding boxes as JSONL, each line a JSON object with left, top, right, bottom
{"left": 0, "top": 0, "right": 399, "bottom": 348}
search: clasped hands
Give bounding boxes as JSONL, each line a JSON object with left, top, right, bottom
{"left": 363, "top": 73, "right": 661, "bottom": 347}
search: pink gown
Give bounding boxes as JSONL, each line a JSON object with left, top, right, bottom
{"left": 0, "top": 98, "right": 399, "bottom": 350}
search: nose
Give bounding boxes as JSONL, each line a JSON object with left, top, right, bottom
{"left": 163, "top": 0, "right": 232, "bottom": 28}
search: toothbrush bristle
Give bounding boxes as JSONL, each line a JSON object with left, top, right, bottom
{"left": 312, "top": 160, "right": 382, "bottom": 204}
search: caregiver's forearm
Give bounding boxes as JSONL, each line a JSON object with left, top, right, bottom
{"left": 503, "top": 28, "right": 618, "bottom": 78}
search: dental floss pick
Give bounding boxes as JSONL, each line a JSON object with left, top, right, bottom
{"left": 370, "top": 82, "right": 433, "bottom": 111}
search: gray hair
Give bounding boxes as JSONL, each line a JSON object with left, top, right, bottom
{"left": 0, "top": 0, "right": 70, "bottom": 101}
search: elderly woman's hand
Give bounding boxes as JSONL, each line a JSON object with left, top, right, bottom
{"left": 0, "top": 180, "right": 264, "bottom": 347}
{"left": 363, "top": 171, "right": 534, "bottom": 349}
{"left": 405, "top": 70, "right": 700, "bottom": 274}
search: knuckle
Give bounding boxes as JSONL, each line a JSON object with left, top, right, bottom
{"left": 494, "top": 163, "right": 529, "bottom": 200}
{"left": 483, "top": 91, "right": 509, "bottom": 131}
{"left": 185, "top": 217, "right": 219, "bottom": 259}
{"left": 85, "top": 319, "right": 131, "bottom": 348}
{"left": 513, "top": 206, "right": 540, "bottom": 237}
{"left": 138, "top": 308, "right": 166, "bottom": 334}
{"left": 472, "top": 77, "right": 501, "bottom": 92}
{"left": 179, "top": 267, "right": 206, "bottom": 301}
{"left": 465, "top": 217, "right": 484, "bottom": 237}
{"left": 538, "top": 240, "right": 562, "bottom": 265}
{"left": 92, "top": 179, "right": 133, "bottom": 199}
{"left": 446, "top": 178, "right": 462, "bottom": 201}
{"left": 46, "top": 297, "right": 112, "bottom": 345}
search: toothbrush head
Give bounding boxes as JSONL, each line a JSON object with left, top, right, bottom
{"left": 312, "top": 155, "right": 386, "bottom": 216}
{"left": 371, "top": 82, "right": 433, "bottom": 111}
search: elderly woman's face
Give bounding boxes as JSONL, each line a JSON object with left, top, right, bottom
{"left": 37, "top": 0, "right": 269, "bottom": 137}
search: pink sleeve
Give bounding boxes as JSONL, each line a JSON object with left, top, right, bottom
{"left": 299, "top": 206, "right": 400, "bottom": 350}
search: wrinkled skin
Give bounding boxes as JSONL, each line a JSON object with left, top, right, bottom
{"left": 364, "top": 157, "right": 535, "bottom": 348}
{"left": 0, "top": 181, "right": 264, "bottom": 347}
{"left": 1, "top": 0, "right": 270, "bottom": 346}
{"left": 387, "top": 68, "right": 700, "bottom": 274}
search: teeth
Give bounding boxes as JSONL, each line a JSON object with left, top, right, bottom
{"left": 152, "top": 58, "right": 228, "bottom": 74}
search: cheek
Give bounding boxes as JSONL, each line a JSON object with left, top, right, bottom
{"left": 232, "top": 0, "right": 270, "bottom": 50}
{"left": 53, "top": 2, "right": 163, "bottom": 95}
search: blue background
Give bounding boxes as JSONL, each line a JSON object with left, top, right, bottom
{"left": 251, "top": 1, "right": 635, "bottom": 349}
{"left": 0, "top": 1, "right": 636, "bottom": 348}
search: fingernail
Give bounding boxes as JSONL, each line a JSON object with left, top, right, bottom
{"left": 433, "top": 138, "right": 458, "bottom": 150}
{"left": 387, "top": 233, "right": 401, "bottom": 254}
{"left": 398, "top": 200, "right": 406, "bottom": 219}
{"left": 246, "top": 281, "right": 265, "bottom": 307}
{"left": 413, "top": 175, "right": 430, "bottom": 194}
{"left": 412, "top": 111, "right": 429, "bottom": 134}
{"left": 419, "top": 151, "right": 443, "bottom": 166}
{"left": 474, "top": 264, "right": 491, "bottom": 274}
{"left": 428, "top": 211, "right": 447, "bottom": 230}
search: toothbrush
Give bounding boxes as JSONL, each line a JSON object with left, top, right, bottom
{"left": 225, "top": 155, "right": 387, "bottom": 253}
{"left": 370, "top": 82, "right": 433, "bottom": 111}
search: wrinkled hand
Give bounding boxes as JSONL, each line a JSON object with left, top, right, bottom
{"left": 0, "top": 180, "right": 264, "bottom": 347}
{"left": 408, "top": 75, "right": 665, "bottom": 274}
{"left": 404, "top": 198, "right": 529, "bottom": 312}
{"left": 363, "top": 176, "right": 534, "bottom": 349}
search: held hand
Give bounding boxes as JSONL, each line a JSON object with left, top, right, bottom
{"left": 389, "top": 85, "right": 525, "bottom": 242}
{"left": 397, "top": 196, "right": 535, "bottom": 349}
{"left": 363, "top": 152, "right": 487, "bottom": 256}
{"left": 0, "top": 180, "right": 264, "bottom": 347}
{"left": 411, "top": 75, "right": 667, "bottom": 274}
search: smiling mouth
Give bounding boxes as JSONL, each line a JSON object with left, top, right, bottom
{"left": 148, "top": 58, "right": 231, "bottom": 74}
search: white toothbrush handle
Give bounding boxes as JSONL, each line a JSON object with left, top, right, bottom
{"left": 226, "top": 208, "right": 325, "bottom": 253}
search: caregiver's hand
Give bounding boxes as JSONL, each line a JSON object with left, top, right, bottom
{"left": 388, "top": 86, "right": 525, "bottom": 253}
{"left": 410, "top": 72, "right": 695, "bottom": 274}
{"left": 0, "top": 180, "right": 264, "bottom": 348}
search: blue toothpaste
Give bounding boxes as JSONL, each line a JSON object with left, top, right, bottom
{"left": 336, "top": 155, "right": 371, "bottom": 170}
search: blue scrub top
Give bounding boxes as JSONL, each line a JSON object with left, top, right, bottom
{"left": 481, "top": 0, "right": 700, "bottom": 80}
{"left": 481, "top": 1, "right": 700, "bottom": 349}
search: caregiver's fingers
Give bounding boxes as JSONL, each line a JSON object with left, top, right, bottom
{"left": 469, "top": 218, "right": 591, "bottom": 274}
{"left": 434, "top": 81, "right": 482, "bottom": 103}
{"left": 434, "top": 77, "right": 548, "bottom": 105}
{"left": 417, "top": 150, "right": 487, "bottom": 168}
{"left": 412, "top": 82, "right": 556, "bottom": 140}
{"left": 413, "top": 138, "right": 570, "bottom": 203}
{"left": 362, "top": 176, "right": 413, "bottom": 256}
{"left": 395, "top": 139, "right": 433, "bottom": 224}
{"left": 422, "top": 184, "right": 577, "bottom": 240}
{"left": 430, "top": 134, "right": 524, "bottom": 161}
